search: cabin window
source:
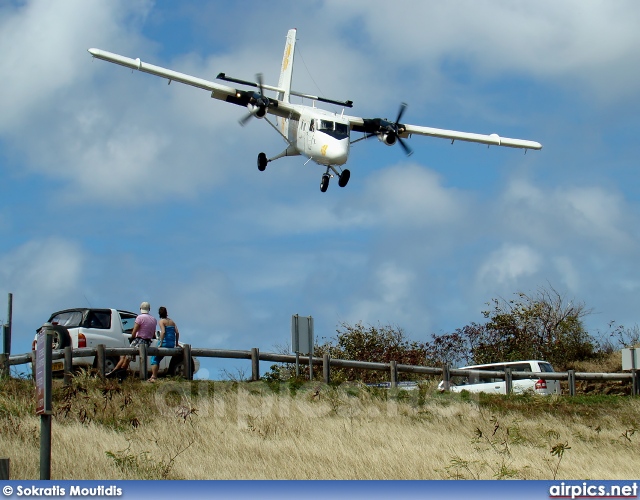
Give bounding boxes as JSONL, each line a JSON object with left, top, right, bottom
{"left": 315, "top": 119, "right": 349, "bottom": 140}
{"left": 335, "top": 122, "right": 348, "bottom": 136}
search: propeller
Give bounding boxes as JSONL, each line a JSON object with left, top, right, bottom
{"left": 385, "top": 102, "right": 413, "bottom": 157}
{"left": 239, "top": 73, "right": 270, "bottom": 126}
{"left": 364, "top": 103, "right": 413, "bottom": 156}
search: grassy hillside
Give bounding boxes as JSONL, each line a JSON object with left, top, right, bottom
{"left": 1, "top": 372, "right": 639, "bottom": 480}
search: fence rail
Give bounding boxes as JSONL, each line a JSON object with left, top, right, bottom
{"left": 4, "top": 346, "right": 639, "bottom": 396}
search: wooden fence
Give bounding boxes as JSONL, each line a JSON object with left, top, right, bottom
{"left": 3, "top": 346, "right": 640, "bottom": 396}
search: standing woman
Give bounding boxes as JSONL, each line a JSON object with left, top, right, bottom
{"left": 149, "top": 306, "right": 180, "bottom": 382}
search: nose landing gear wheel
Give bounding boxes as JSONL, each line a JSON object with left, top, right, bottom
{"left": 338, "top": 169, "right": 351, "bottom": 188}
{"left": 320, "top": 174, "right": 330, "bottom": 192}
{"left": 257, "top": 152, "right": 268, "bottom": 171}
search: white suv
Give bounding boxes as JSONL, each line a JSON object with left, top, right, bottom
{"left": 33, "top": 307, "right": 199, "bottom": 377}
{"left": 438, "top": 360, "right": 561, "bottom": 395}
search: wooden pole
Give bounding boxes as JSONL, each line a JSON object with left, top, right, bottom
{"left": 443, "top": 364, "right": 450, "bottom": 391}
{"left": 390, "top": 361, "right": 398, "bottom": 389}
{"left": 183, "top": 344, "right": 192, "bottom": 380}
{"left": 139, "top": 343, "right": 148, "bottom": 380}
{"left": 63, "top": 346, "right": 72, "bottom": 386}
{"left": 96, "top": 344, "right": 106, "bottom": 378}
{"left": 251, "top": 348, "right": 259, "bottom": 381}
{"left": 568, "top": 370, "right": 576, "bottom": 396}
{"left": 0, "top": 353, "right": 8, "bottom": 379}
{"left": 323, "top": 353, "right": 330, "bottom": 384}
{"left": 505, "top": 367, "right": 512, "bottom": 395}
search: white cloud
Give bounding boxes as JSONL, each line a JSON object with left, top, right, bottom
{"left": 501, "top": 178, "right": 634, "bottom": 250}
{"left": 324, "top": 0, "right": 640, "bottom": 100}
{"left": 552, "top": 256, "right": 581, "bottom": 293}
{"left": 0, "top": 0, "right": 152, "bottom": 132}
{"left": 0, "top": 238, "right": 85, "bottom": 326}
{"left": 477, "top": 243, "right": 542, "bottom": 287}
{"left": 355, "top": 163, "right": 467, "bottom": 228}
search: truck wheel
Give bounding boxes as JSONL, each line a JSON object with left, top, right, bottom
{"left": 169, "top": 356, "right": 195, "bottom": 378}
{"left": 94, "top": 356, "right": 119, "bottom": 374}
{"left": 51, "top": 325, "right": 71, "bottom": 350}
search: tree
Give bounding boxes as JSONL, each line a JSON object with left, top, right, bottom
{"left": 314, "top": 322, "right": 429, "bottom": 383}
{"left": 425, "top": 286, "right": 595, "bottom": 368}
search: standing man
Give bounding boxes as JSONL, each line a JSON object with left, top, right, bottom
{"left": 107, "top": 302, "right": 157, "bottom": 377}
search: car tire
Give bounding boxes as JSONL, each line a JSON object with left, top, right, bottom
{"left": 94, "top": 356, "right": 119, "bottom": 374}
{"left": 50, "top": 325, "right": 71, "bottom": 350}
{"left": 169, "top": 355, "right": 195, "bottom": 378}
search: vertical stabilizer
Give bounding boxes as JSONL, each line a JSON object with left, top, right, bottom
{"left": 277, "top": 29, "right": 296, "bottom": 103}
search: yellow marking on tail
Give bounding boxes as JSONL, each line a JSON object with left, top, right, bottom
{"left": 282, "top": 44, "right": 292, "bottom": 72}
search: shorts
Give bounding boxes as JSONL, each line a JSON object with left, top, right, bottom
{"left": 128, "top": 337, "right": 153, "bottom": 361}
{"left": 151, "top": 342, "right": 176, "bottom": 366}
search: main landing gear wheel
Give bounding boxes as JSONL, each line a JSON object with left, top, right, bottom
{"left": 320, "top": 174, "right": 330, "bottom": 193}
{"left": 338, "top": 169, "right": 351, "bottom": 188}
{"left": 257, "top": 152, "right": 268, "bottom": 171}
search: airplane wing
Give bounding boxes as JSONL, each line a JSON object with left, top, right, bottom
{"left": 87, "top": 49, "right": 301, "bottom": 121}
{"left": 347, "top": 106, "right": 542, "bottom": 151}
{"left": 401, "top": 124, "right": 542, "bottom": 150}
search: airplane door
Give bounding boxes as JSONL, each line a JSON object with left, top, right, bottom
{"left": 307, "top": 119, "right": 315, "bottom": 153}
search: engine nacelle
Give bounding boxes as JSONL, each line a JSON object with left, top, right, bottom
{"left": 247, "top": 103, "right": 267, "bottom": 119}
{"left": 377, "top": 131, "right": 397, "bottom": 146}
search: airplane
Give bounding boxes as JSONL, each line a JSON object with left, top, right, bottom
{"left": 88, "top": 28, "right": 542, "bottom": 193}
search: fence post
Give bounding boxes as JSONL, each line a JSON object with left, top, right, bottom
{"left": 251, "top": 348, "right": 259, "bottom": 381}
{"left": 568, "top": 370, "right": 576, "bottom": 396}
{"left": 139, "top": 343, "right": 148, "bottom": 381}
{"left": 96, "top": 344, "right": 106, "bottom": 378}
{"left": 63, "top": 346, "right": 73, "bottom": 386}
{"left": 631, "top": 370, "right": 639, "bottom": 396}
{"left": 183, "top": 344, "right": 192, "bottom": 380}
{"left": 0, "top": 353, "right": 8, "bottom": 379}
{"left": 0, "top": 458, "right": 8, "bottom": 479}
{"left": 323, "top": 353, "right": 330, "bottom": 384}
{"left": 443, "top": 364, "right": 450, "bottom": 391}
{"left": 505, "top": 367, "right": 512, "bottom": 395}
{"left": 390, "top": 361, "right": 398, "bottom": 389}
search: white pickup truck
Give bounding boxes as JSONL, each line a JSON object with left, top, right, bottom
{"left": 32, "top": 307, "right": 198, "bottom": 376}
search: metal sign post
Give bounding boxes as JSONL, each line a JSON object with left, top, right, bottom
{"left": 291, "top": 315, "right": 314, "bottom": 380}
{"left": 35, "top": 323, "right": 53, "bottom": 480}
{"left": 5, "top": 292, "right": 12, "bottom": 356}
{"left": 0, "top": 293, "right": 12, "bottom": 377}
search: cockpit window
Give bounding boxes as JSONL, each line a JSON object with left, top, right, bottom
{"left": 316, "top": 120, "right": 349, "bottom": 140}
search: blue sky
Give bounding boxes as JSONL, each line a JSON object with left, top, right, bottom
{"left": 2, "top": 1, "right": 640, "bottom": 379}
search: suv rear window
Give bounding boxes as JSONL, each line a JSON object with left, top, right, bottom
{"left": 50, "top": 311, "right": 84, "bottom": 328}
{"left": 85, "top": 310, "right": 111, "bottom": 329}
{"left": 509, "top": 363, "right": 532, "bottom": 372}
{"left": 538, "top": 362, "right": 555, "bottom": 373}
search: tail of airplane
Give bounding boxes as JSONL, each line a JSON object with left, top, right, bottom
{"left": 276, "top": 28, "right": 296, "bottom": 104}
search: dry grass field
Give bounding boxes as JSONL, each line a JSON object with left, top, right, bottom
{"left": 1, "top": 374, "right": 639, "bottom": 480}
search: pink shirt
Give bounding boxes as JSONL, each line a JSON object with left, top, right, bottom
{"left": 135, "top": 313, "right": 157, "bottom": 340}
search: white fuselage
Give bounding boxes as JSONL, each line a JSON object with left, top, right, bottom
{"left": 278, "top": 106, "right": 351, "bottom": 166}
